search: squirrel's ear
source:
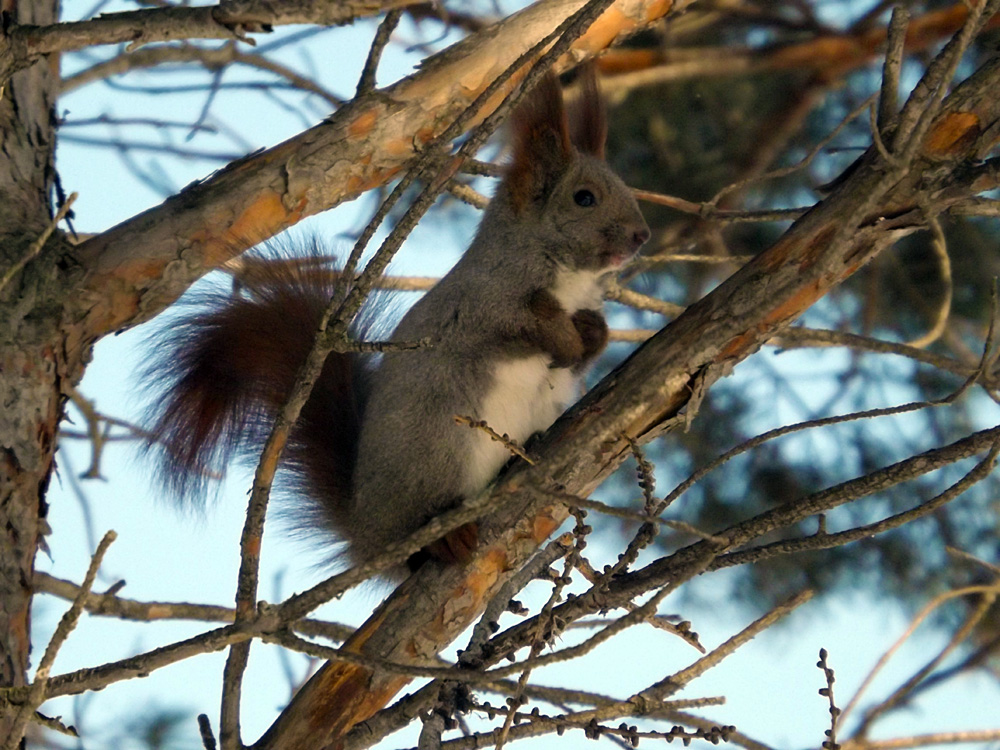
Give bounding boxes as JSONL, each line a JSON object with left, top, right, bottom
{"left": 569, "top": 64, "right": 607, "bottom": 158}
{"left": 507, "top": 71, "right": 573, "bottom": 213}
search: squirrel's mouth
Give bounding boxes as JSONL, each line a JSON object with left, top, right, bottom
{"left": 602, "top": 246, "right": 640, "bottom": 269}
{"left": 598, "top": 224, "right": 649, "bottom": 269}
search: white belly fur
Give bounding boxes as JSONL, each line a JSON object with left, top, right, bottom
{"left": 462, "top": 268, "right": 605, "bottom": 495}
{"left": 464, "top": 356, "right": 578, "bottom": 495}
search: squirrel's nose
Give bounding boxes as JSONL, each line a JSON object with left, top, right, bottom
{"left": 630, "top": 223, "right": 650, "bottom": 250}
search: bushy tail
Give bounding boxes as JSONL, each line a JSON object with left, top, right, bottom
{"left": 141, "top": 253, "right": 362, "bottom": 533}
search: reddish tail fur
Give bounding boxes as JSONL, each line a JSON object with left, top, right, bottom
{"left": 142, "top": 253, "right": 362, "bottom": 536}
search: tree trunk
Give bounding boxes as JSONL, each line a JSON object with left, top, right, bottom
{"left": 0, "top": 0, "right": 65, "bottom": 741}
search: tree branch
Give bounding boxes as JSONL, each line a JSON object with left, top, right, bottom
{"left": 1, "top": 1, "right": 421, "bottom": 85}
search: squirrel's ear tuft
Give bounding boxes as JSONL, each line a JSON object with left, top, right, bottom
{"left": 506, "top": 71, "right": 573, "bottom": 213}
{"left": 569, "top": 63, "right": 607, "bottom": 158}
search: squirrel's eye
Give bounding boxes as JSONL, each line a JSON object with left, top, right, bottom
{"left": 573, "top": 189, "right": 596, "bottom": 207}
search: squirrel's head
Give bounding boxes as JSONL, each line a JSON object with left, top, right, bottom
{"left": 503, "top": 66, "right": 649, "bottom": 271}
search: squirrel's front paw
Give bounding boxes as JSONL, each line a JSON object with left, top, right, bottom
{"left": 572, "top": 309, "right": 609, "bottom": 361}
{"left": 528, "top": 289, "right": 585, "bottom": 367}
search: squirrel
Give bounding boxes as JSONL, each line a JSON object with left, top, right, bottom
{"left": 142, "top": 68, "right": 650, "bottom": 571}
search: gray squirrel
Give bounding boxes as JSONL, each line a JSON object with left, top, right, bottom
{"left": 143, "top": 69, "right": 649, "bottom": 569}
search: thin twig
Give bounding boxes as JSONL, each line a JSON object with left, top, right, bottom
{"left": 611, "top": 426, "right": 1000, "bottom": 606}
{"left": 878, "top": 6, "right": 909, "bottom": 133}
{"left": 0, "top": 624, "right": 250, "bottom": 704}
{"left": 639, "top": 590, "right": 814, "bottom": 701}
{"left": 3, "top": 531, "right": 116, "bottom": 750}
{"left": 604, "top": 283, "right": 685, "bottom": 316}
{"left": 710, "top": 94, "right": 878, "bottom": 205}
{"left": 455, "top": 415, "right": 535, "bottom": 465}
{"left": 32, "top": 571, "right": 355, "bottom": 643}
{"left": 0, "top": 192, "right": 77, "bottom": 294}
{"left": 843, "top": 729, "right": 1000, "bottom": 749}
{"left": 712, "top": 443, "right": 1000, "bottom": 570}
{"left": 945, "top": 546, "right": 1000, "bottom": 576}
{"left": 904, "top": 215, "right": 952, "bottom": 348}
{"left": 356, "top": 9, "right": 403, "bottom": 96}
{"left": 818, "top": 649, "right": 842, "bottom": 750}
{"left": 839, "top": 583, "right": 1000, "bottom": 728}
{"left": 772, "top": 328, "right": 979, "bottom": 384}
{"left": 199, "top": 713, "right": 218, "bottom": 750}
{"left": 633, "top": 188, "right": 807, "bottom": 223}
{"left": 854, "top": 584, "right": 998, "bottom": 736}
{"left": 657, "top": 396, "right": 962, "bottom": 518}
{"left": 551, "top": 489, "right": 726, "bottom": 542}
{"left": 447, "top": 180, "right": 490, "bottom": 209}
{"left": 29, "top": 711, "right": 78, "bottom": 738}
